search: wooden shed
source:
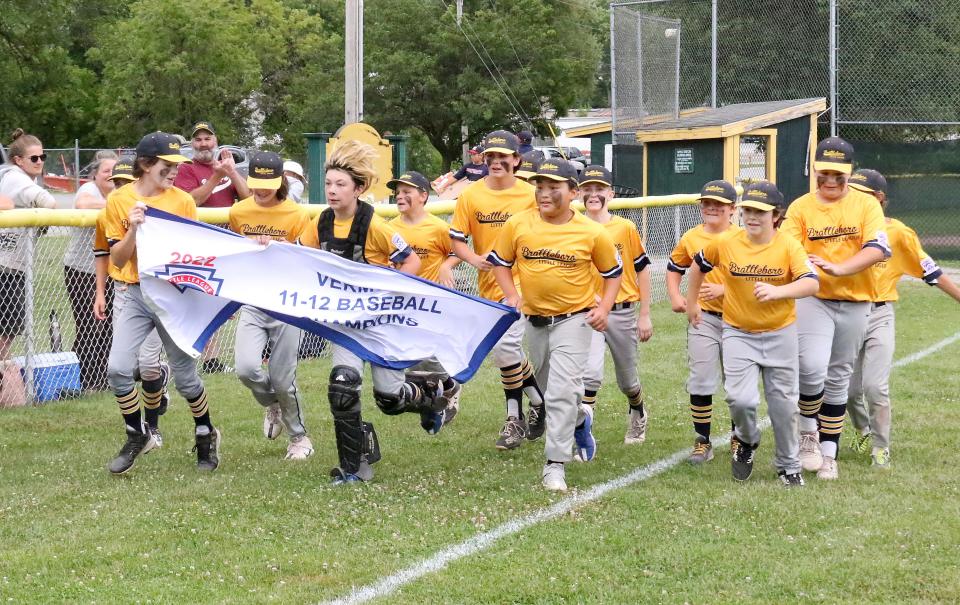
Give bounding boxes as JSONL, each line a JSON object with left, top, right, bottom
{"left": 612, "top": 98, "right": 826, "bottom": 202}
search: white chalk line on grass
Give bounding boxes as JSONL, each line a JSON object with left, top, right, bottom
{"left": 320, "top": 329, "right": 960, "bottom": 605}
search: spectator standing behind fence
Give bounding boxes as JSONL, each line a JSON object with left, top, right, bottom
{"left": 64, "top": 150, "right": 118, "bottom": 391}
{"left": 173, "top": 121, "right": 248, "bottom": 373}
{"left": 0, "top": 129, "right": 57, "bottom": 407}
{"left": 173, "top": 120, "right": 251, "bottom": 208}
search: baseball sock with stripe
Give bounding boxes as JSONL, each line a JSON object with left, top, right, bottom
{"left": 117, "top": 388, "right": 142, "bottom": 433}
{"left": 799, "top": 390, "right": 824, "bottom": 433}
{"left": 500, "top": 363, "right": 524, "bottom": 419}
{"left": 690, "top": 394, "right": 712, "bottom": 439}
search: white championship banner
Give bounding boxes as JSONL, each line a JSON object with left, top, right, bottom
{"left": 136, "top": 207, "right": 519, "bottom": 381}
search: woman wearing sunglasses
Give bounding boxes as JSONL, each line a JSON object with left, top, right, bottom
{"left": 0, "top": 128, "right": 57, "bottom": 406}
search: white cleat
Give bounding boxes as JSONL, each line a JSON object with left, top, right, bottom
{"left": 799, "top": 431, "right": 823, "bottom": 472}
{"left": 263, "top": 403, "right": 284, "bottom": 440}
{"left": 541, "top": 462, "right": 567, "bottom": 492}
{"left": 285, "top": 435, "right": 315, "bottom": 460}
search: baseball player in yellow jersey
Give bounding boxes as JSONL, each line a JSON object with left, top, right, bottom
{"left": 844, "top": 169, "right": 960, "bottom": 467}
{"left": 488, "top": 159, "right": 622, "bottom": 492}
{"left": 780, "top": 137, "right": 890, "bottom": 480}
{"left": 667, "top": 180, "right": 740, "bottom": 463}
{"left": 93, "top": 161, "right": 170, "bottom": 444}
{"left": 388, "top": 170, "right": 463, "bottom": 429}
{"left": 228, "top": 151, "right": 314, "bottom": 460}
{"left": 299, "top": 141, "right": 453, "bottom": 485}
{"left": 450, "top": 130, "right": 546, "bottom": 450}
{"left": 688, "top": 182, "right": 819, "bottom": 486}
{"left": 579, "top": 165, "right": 653, "bottom": 449}
{"left": 104, "top": 132, "right": 220, "bottom": 474}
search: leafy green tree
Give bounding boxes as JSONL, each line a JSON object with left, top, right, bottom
{"left": 363, "top": 0, "right": 603, "bottom": 171}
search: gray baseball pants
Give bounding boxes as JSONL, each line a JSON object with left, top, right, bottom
{"left": 687, "top": 311, "right": 724, "bottom": 395}
{"left": 846, "top": 303, "right": 895, "bottom": 449}
{"left": 528, "top": 314, "right": 594, "bottom": 463}
{"left": 330, "top": 343, "right": 406, "bottom": 399}
{"left": 491, "top": 304, "right": 527, "bottom": 368}
{"left": 234, "top": 306, "right": 307, "bottom": 439}
{"left": 112, "top": 281, "right": 164, "bottom": 382}
{"left": 107, "top": 283, "right": 203, "bottom": 400}
{"left": 583, "top": 305, "right": 640, "bottom": 396}
{"left": 796, "top": 297, "right": 870, "bottom": 409}
{"left": 722, "top": 323, "right": 801, "bottom": 474}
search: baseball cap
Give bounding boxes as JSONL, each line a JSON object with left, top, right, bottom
{"left": 579, "top": 165, "right": 613, "bottom": 187}
{"left": 813, "top": 136, "right": 854, "bottom": 174}
{"left": 111, "top": 156, "right": 136, "bottom": 181}
{"left": 387, "top": 170, "right": 431, "bottom": 192}
{"left": 191, "top": 120, "right": 216, "bottom": 137}
{"left": 469, "top": 145, "right": 484, "bottom": 155}
{"left": 697, "top": 180, "right": 737, "bottom": 204}
{"left": 482, "top": 130, "right": 520, "bottom": 155}
{"left": 135, "top": 132, "right": 190, "bottom": 163}
{"left": 531, "top": 158, "right": 578, "bottom": 186}
{"left": 283, "top": 160, "right": 306, "bottom": 182}
{"left": 246, "top": 151, "right": 284, "bottom": 190}
{"left": 736, "top": 180, "right": 785, "bottom": 212}
{"left": 848, "top": 168, "right": 888, "bottom": 194}
{"left": 517, "top": 130, "right": 533, "bottom": 143}
{"left": 516, "top": 151, "right": 544, "bottom": 180}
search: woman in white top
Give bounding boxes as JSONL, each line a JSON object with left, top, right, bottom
{"left": 65, "top": 150, "right": 118, "bottom": 391}
{"left": 0, "top": 128, "right": 57, "bottom": 405}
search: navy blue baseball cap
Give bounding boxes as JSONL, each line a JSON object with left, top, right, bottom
{"left": 848, "top": 169, "right": 888, "bottom": 195}
{"left": 737, "top": 180, "right": 785, "bottom": 212}
{"left": 516, "top": 151, "right": 544, "bottom": 180}
{"left": 532, "top": 159, "right": 579, "bottom": 186}
{"left": 814, "top": 137, "right": 854, "bottom": 174}
{"left": 387, "top": 170, "right": 431, "bottom": 192}
{"left": 579, "top": 165, "right": 613, "bottom": 187}
{"left": 698, "top": 180, "right": 737, "bottom": 204}
{"left": 482, "top": 130, "right": 520, "bottom": 155}
{"left": 247, "top": 151, "right": 284, "bottom": 190}
{"left": 135, "top": 132, "right": 190, "bottom": 163}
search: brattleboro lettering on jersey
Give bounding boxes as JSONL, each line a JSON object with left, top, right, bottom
{"left": 475, "top": 210, "right": 511, "bottom": 225}
{"left": 806, "top": 225, "right": 860, "bottom": 241}
{"left": 728, "top": 262, "right": 786, "bottom": 281}
{"left": 134, "top": 207, "right": 518, "bottom": 381}
{"left": 521, "top": 246, "right": 577, "bottom": 265}
{"left": 240, "top": 223, "right": 289, "bottom": 237}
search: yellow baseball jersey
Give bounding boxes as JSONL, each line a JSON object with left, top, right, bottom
{"left": 668, "top": 223, "right": 742, "bottom": 314}
{"left": 389, "top": 213, "right": 453, "bottom": 283}
{"left": 299, "top": 211, "right": 409, "bottom": 268}
{"left": 103, "top": 185, "right": 197, "bottom": 284}
{"left": 450, "top": 178, "right": 536, "bottom": 301}
{"left": 228, "top": 197, "right": 311, "bottom": 243}
{"left": 696, "top": 230, "right": 817, "bottom": 333}
{"left": 591, "top": 215, "right": 650, "bottom": 303}
{"left": 489, "top": 209, "right": 622, "bottom": 317}
{"left": 780, "top": 189, "right": 890, "bottom": 301}
{"left": 873, "top": 218, "right": 942, "bottom": 302}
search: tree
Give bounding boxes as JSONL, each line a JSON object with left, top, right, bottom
{"left": 363, "top": 0, "right": 603, "bottom": 171}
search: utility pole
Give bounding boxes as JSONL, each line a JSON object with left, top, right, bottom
{"left": 458, "top": 0, "right": 469, "bottom": 163}
{"left": 345, "top": 0, "right": 364, "bottom": 124}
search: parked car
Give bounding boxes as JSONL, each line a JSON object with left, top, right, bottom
{"left": 535, "top": 146, "right": 588, "bottom": 174}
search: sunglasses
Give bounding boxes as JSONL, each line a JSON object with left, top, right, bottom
{"left": 22, "top": 154, "right": 47, "bottom": 163}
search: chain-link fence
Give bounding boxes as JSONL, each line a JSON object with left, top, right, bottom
{"left": 0, "top": 197, "right": 701, "bottom": 406}
{"left": 611, "top": 0, "right": 960, "bottom": 258}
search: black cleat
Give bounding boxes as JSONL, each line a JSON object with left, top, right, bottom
{"left": 778, "top": 470, "right": 805, "bottom": 487}
{"left": 731, "top": 438, "right": 756, "bottom": 481}
{"left": 108, "top": 429, "right": 157, "bottom": 475}
{"left": 526, "top": 403, "right": 546, "bottom": 441}
{"left": 194, "top": 428, "right": 221, "bottom": 471}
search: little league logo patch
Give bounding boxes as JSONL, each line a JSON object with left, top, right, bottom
{"left": 152, "top": 264, "right": 225, "bottom": 296}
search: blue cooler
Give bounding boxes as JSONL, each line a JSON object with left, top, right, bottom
{"left": 14, "top": 352, "right": 83, "bottom": 402}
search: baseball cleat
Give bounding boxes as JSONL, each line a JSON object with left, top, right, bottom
{"left": 194, "top": 427, "right": 221, "bottom": 471}
{"left": 574, "top": 404, "right": 597, "bottom": 462}
{"left": 817, "top": 455, "right": 839, "bottom": 480}
{"left": 148, "top": 426, "right": 163, "bottom": 450}
{"left": 330, "top": 467, "right": 366, "bottom": 485}
{"left": 870, "top": 447, "right": 891, "bottom": 469}
{"left": 541, "top": 462, "right": 567, "bottom": 492}
{"left": 798, "top": 431, "right": 823, "bottom": 472}
{"left": 849, "top": 429, "right": 871, "bottom": 455}
{"left": 440, "top": 381, "right": 462, "bottom": 427}
{"left": 107, "top": 428, "right": 157, "bottom": 475}
{"left": 778, "top": 470, "right": 805, "bottom": 487}
{"left": 526, "top": 403, "right": 546, "bottom": 441}
{"left": 495, "top": 416, "right": 527, "bottom": 450}
{"left": 263, "top": 403, "right": 284, "bottom": 440}
{"left": 420, "top": 409, "right": 445, "bottom": 435}
{"left": 285, "top": 435, "right": 314, "bottom": 460}
{"left": 624, "top": 408, "right": 648, "bottom": 445}
{"left": 157, "top": 363, "right": 170, "bottom": 416}
{"left": 731, "top": 438, "right": 756, "bottom": 481}
{"left": 688, "top": 435, "right": 714, "bottom": 464}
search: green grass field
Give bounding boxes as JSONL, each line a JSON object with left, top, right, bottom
{"left": 1, "top": 280, "right": 959, "bottom": 603}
